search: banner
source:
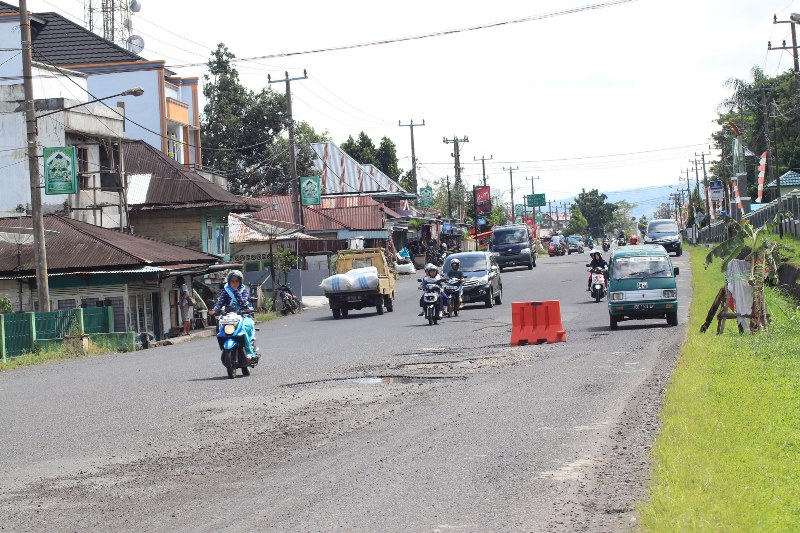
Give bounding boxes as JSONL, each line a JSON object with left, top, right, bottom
{"left": 475, "top": 185, "right": 491, "bottom": 215}
{"left": 755, "top": 152, "right": 767, "bottom": 203}
{"left": 44, "top": 146, "right": 78, "bottom": 195}
{"left": 300, "top": 176, "right": 321, "bottom": 206}
{"left": 514, "top": 204, "right": 525, "bottom": 216}
{"left": 418, "top": 186, "right": 434, "bottom": 207}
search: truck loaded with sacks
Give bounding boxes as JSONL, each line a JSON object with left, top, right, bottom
{"left": 320, "top": 248, "right": 396, "bottom": 319}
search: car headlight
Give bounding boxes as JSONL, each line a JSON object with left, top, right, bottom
{"left": 521, "top": 247, "right": 531, "bottom": 255}
{"left": 610, "top": 292, "right": 624, "bottom": 301}
{"left": 662, "top": 289, "right": 676, "bottom": 299}
{"left": 223, "top": 324, "right": 236, "bottom": 335}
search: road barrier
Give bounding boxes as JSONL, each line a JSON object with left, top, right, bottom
{"left": 510, "top": 301, "right": 567, "bottom": 346}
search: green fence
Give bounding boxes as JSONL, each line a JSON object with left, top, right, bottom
{"left": 0, "top": 307, "right": 114, "bottom": 361}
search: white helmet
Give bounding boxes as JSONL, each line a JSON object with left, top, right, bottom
{"left": 425, "top": 263, "right": 438, "bottom": 273}
{"left": 450, "top": 258, "right": 460, "bottom": 266}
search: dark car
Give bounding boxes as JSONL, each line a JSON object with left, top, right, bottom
{"left": 442, "top": 252, "right": 503, "bottom": 308}
{"left": 643, "top": 219, "right": 682, "bottom": 256}
{"left": 567, "top": 236, "right": 584, "bottom": 254}
{"left": 489, "top": 224, "right": 536, "bottom": 271}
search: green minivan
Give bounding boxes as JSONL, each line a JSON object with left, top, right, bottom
{"left": 607, "top": 244, "right": 679, "bottom": 330}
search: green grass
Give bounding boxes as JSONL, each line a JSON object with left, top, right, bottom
{"left": 778, "top": 233, "right": 800, "bottom": 264}
{"left": 0, "top": 341, "right": 115, "bottom": 372}
{"left": 638, "top": 246, "right": 800, "bottom": 530}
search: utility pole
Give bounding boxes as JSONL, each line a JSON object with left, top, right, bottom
{"left": 474, "top": 155, "right": 493, "bottom": 186}
{"left": 445, "top": 175, "right": 452, "bottom": 219}
{"left": 526, "top": 176, "right": 540, "bottom": 228}
{"left": 769, "top": 15, "right": 800, "bottom": 93}
{"left": 503, "top": 166, "right": 519, "bottom": 222}
{"left": 696, "top": 150, "right": 712, "bottom": 226}
{"left": 268, "top": 70, "right": 307, "bottom": 228}
{"left": 443, "top": 135, "right": 469, "bottom": 221}
{"left": 399, "top": 119, "right": 424, "bottom": 194}
{"left": 762, "top": 87, "right": 783, "bottom": 236}
{"left": 548, "top": 200, "right": 554, "bottom": 230}
{"left": 19, "top": 0, "right": 50, "bottom": 312}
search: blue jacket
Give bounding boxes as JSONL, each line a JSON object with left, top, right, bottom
{"left": 212, "top": 283, "right": 251, "bottom": 313}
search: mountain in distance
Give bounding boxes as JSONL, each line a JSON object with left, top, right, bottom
{"left": 553, "top": 184, "right": 677, "bottom": 220}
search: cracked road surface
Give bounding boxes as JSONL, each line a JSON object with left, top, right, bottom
{"left": 0, "top": 250, "right": 690, "bottom": 531}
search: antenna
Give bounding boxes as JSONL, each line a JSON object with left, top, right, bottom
{"left": 127, "top": 35, "right": 145, "bottom": 54}
{"left": 84, "top": 0, "right": 140, "bottom": 49}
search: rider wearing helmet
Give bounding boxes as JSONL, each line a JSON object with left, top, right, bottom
{"left": 629, "top": 234, "right": 639, "bottom": 245}
{"left": 445, "top": 257, "right": 465, "bottom": 280}
{"left": 418, "top": 263, "right": 449, "bottom": 316}
{"left": 210, "top": 270, "right": 257, "bottom": 360}
{"left": 586, "top": 250, "right": 609, "bottom": 290}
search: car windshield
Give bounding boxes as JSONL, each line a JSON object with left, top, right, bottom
{"left": 445, "top": 256, "right": 487, "bottom": 273}
{"left": 612, "top": 256, "right": 672, "bottom": 279}
{"left": 493, "top": 229, "right": 527, "bottom": 245}
{"left": 648, "top": 221, "right": 679, "bottom": 233}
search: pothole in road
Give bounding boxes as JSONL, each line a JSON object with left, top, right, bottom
{"left": 286, "top": 375, "right": 465, "bottom": 387}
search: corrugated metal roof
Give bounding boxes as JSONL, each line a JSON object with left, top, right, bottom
{"left": 319, "top": 195, "right": 379, "bottom": 208}
{"left": 250, "top": 195, "right": 350, "bottom": 233}
{"left": 326, "top": 205, "right": 384, "bottom": 230}
{"left": 311, "top": 142, "right": 409, "bottom": 195}
{"left": 0, "top": 215, "right": 218, "bottom": 276}
{"left": 123, "top": 141, "right": 252, "bottom": 211}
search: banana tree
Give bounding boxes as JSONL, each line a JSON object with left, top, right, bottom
{"left": 704, "top": 213, "right": 792, "bottom": 332}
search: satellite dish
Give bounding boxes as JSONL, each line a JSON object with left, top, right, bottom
{"left": 129, "top": 0, "right": 142, "bottom": 13}
{"left": 127, "top": 35, "right": 145, "bottom": 54}
{"left": 123, "top": 17, "right": 132, "bottom": 31}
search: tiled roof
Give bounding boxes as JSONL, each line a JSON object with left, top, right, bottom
{"left": 766, "top": 170, "right": 800, "bottom": 188}
{"left": 0, "top": 215, "right": 218, "bottom": 276}
{"left": 0, "top": 1, "right": 16, "bottom": 14}
{"left": 123, "top": 141, "right": 252, "bottom": 211}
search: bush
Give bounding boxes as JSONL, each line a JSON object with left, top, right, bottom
{"left": 0, "top": 296, "right": 11, "bottom": 315}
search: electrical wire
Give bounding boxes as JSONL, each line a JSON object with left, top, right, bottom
{"left": 164, "top": 0, "right": 640, "bottom": 68}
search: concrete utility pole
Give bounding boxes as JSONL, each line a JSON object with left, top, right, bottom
{"left": 504, "top": 166, "right": 519, "bottom": 222}
{"left": 695, "top": 150, "right": 712, "bottom": 225}
{"left": 443, "top": 135, "right": 469, "bottom": 221}
{"left": 681, "top": 169, "right": 693, "bottom": 224}
{"left": 526, "top": 176, "right": 540, "bottom": 227}
{"left": 762, "top": 87, "right": 783, "bottom": 236}
{"left": 769, "top": 15, "right": 800, "bottom": 92}
{"left": 19, "top": 0, "right": 50, "bottom": 312}
{"left": 474, "top": 155, "right": 493, "bottom": 186}
{"left": 268, "top": 70, "right": 307, "bottom": 228}
{"left": 445, "top": 175, "right": 452, "bottom": 219}
{"left": 399, "top": 119, "right": 424, "bottom": 194}
{"left": 548, "top": 200, "right": 554, "bottom": 229}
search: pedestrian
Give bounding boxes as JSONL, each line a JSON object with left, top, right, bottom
{"left": 177, "top": 276, "right": 193, "bottom": 336}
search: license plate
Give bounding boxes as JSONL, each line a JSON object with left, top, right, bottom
{"left": 634, "top": 304, "right": 655, "bottom": 310}
{"left": 347, "top": 295, "right": 362, "bottom": 301}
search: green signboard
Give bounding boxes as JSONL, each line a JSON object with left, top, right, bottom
{"left": 526, "top": 193, "right": 546, "bottom": 207}
{"left": 300, "top": 176, "right": 321, "bottom": 206}
{"left": 418, "top": 186, "right": 434, "bottom": 207}
{"left": 43, "top": 146, "right": 78, "bottom": 195}
{"left": 514, "top": 204, "right": 525, "bottom": 216}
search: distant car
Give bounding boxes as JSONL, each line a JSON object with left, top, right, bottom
{"left": 489, "top": 224, "right": 536, "bottom": 271}
{"left": 567, "top": 236, "right": 584, "bottom": 254}
{"left": 442, "top": 252, "right": 503, "bottom": 308}
{"left": 643, "top": 219, "right": 682, "bottom": 256}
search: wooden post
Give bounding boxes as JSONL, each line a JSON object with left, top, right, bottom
{"left": 700, "top": 286, "right": 727, "bottom": 333}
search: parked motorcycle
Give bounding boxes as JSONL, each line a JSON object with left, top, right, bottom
{"left": 419, "top": 280, "right": 443, "bottom": 325}
{"left": 216, "top": 306, "right": 258, "bottom": 379}
{"left": 588, "top": 267, "right": 608, "bottom": 303}
{"left": 443, "top": 278, "right": 463, "bottom": 317}
{"left": 277, "top": 283, "right": 301, "bottom": 315}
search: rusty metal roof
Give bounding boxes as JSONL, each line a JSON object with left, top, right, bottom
{"left": 319, "top": 196, "right": 379, "bottom": 208}
{"left": 123, "top": 141, "right": 253, "bottom": 211}
{"left": 0, "top": 215, "right": 218, "bottom": 276}
{"left": 251, "top": 195, "right": 350, "bottom": 233}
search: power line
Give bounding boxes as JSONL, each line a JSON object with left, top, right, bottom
{"left": 163, "top": 0, "right": 640, "bottom": 68}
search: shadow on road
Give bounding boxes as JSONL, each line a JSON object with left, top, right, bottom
{"left": 187, "top": 375, "right": 235, "bottom": 382}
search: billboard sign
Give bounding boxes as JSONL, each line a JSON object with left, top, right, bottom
{"left": 418, "top": 186, "right": 434, "bottom": 207}
{"left": 44, "top": 146, "right": 78, "bottom": 195}
{"left": 300, "top": 176, "right": 321, "bottom": 206}
{"left": 708, "top": 180, "right": 724, "bottom": 201}
{"left": 475, "top": 185, "right": 492, "bottom": 215}
{"left": 526, "top": 193, "right": 546, "bottom": 207}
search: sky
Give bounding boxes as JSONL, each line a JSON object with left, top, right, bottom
{"left": 19, "top": 0, "right": 800, "bottom": 207}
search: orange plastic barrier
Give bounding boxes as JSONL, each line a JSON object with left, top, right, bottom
{"left": 510, "top": 301, "right": 567, "bottom": 346}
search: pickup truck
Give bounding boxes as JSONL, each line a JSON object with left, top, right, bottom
{"left": 324, "top": 248, "right": 395, "bottom": 319}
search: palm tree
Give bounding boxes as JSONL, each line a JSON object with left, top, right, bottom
{"left": 704, "top": 213, "right": 791, "bottom": 332}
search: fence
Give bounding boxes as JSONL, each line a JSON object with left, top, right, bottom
{"left": 698, "top": 191, "right": 800, "bottom": 244}
{"left": 0, "top": 307, "right": 114, "bottom": 361}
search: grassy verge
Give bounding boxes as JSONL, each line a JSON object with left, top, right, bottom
{"left": 0, "top": 342, "right": 116, "bottom": 372}
{"left": 638, "top": 246, "right": 800, "bottom": 530}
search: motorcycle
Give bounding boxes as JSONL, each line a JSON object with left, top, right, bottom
{"left": 443, "top": 278, "right": 463, "bottom": 317}
{"left": 419, "top": 280, "right": 443, "bottom": 325}
{"left": 216, "top": 306, "right": 258, "bottom": 379}
{"left": 548, "top": 242, "right": 565, "bottom": 256}
{"left": 277, "top": 283, "right": 301, "bottom": 315}
{"left": 617, "top": 237, "right": 627, "bottom": 247}
{"left": 588, "top": 267, "right": 608, "bottom": 303}
{"left": 602, "top": 239, "right": 610, "bottom": 252}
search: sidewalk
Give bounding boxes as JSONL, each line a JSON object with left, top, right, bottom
{"left": 301, "top": 295, "right": 328, "bottom": 309}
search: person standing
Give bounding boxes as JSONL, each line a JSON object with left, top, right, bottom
{"left": 177, "top": 276, "right": 193, "bottom": 336}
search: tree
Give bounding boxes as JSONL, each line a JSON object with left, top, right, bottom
{"left": 574, "top": 189, "right": 617, "bottom": 237}
{"left": 375, "top": 137, "right": 402, "bottom": 180}
{"left": 201, "top": 44, "right": 324, "bottom": 196}
{"left": 607, "top": 200, "right": 635, "bottom": 236}
{"left": 638, "top": 214, "right": 649, "bottom": 234}
{"left": 486, "top": 196, "right": 508, "bottom": 227}
{"left": 274, "top": 247, "right": 298, "bottom": 284}
{"left": 0, "top": 295, "right": 11, "bottom": 315}
{"left": 341, "top": 132, "right": 404, "bottom": 183}
{"left": 565, "top": 207, "right": 588, "bottom": 236}
{"left": 653, "top": 202, "right": 672, "bottom": 219}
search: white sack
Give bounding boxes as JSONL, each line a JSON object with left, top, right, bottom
{"left": 346, "top": 266, "right": 379, "bottom": 290}
{"left": 395, "top": 262, "right": 416, "bottom": 274}
{"left": 320, "top": 274, "right": 353, "bottom": 293}
{"left": 726, "top": 259, "right": 753, "bottom": 331}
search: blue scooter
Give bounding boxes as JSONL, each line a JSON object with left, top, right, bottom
{"left": 216, "top": 306, "right": 258, "bottom": 379}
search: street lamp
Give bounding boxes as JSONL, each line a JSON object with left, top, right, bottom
{"left": 37, "top": 87, "right": 144, "bottom": 118}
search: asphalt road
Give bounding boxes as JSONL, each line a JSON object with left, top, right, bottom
{"left": 0, "top": 248, "right": 691, "bottom": 532}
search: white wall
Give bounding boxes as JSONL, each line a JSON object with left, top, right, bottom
{"left": 0, "top": 20, "right": 22, "bottom": 84}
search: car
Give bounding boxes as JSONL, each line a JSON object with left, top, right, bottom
{"left": 442, "top": 252, "right": 503, "bottom": 308}
{"left": 489, "top": 224, "right": 536, "bottom": 271}
{"left": 607, "top": 244, "right": 679, "bottom": 329}
{"left": 643, "top": 219, "right": 682, "bottom": 256}
{"left": 566, "top": 236, "right": 584, "bottom": 254}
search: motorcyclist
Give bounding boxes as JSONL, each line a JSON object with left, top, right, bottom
{"left": 587, "top": 236, "right": 594, "bottom": 248}
{"left": 629, "top": 234, "right": 640, "bottom": 245}
{"left": 209, "top": 270, "right": 257, "bottom": 360}
{"left": 445, "top": 257, "right": 465, "bottom": 311}
{"left": 418, "top": 263, "right": 449, "bottom": 317}
{"left": 586, "top": 250, "right": 609, "bottom": 290}
{"left": 550, "top": 233, "right": 562, "bottom": 253}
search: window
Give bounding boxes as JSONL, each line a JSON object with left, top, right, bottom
{"left": 76, "top": 147, "right": 90, "bottom": 190}
{"left": 57, "top": 299, "right": 77, "bottom": 310}
{"left": 206, "top": 216, "right": 229, "bottom": 256}
{"left": 612, "top": 256, "right": 672, "bottom": 280}
{"left": 351, "top": 258, "right": 373, "bottom": 269}
{"left": 99, "top": 143, "right": 121, "bottom": 191}
{"left": 243, "top": 261, "right": 261, "bottom": 273}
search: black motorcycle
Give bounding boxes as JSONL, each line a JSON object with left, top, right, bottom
{"left": 602, "top": 239, "right": 610, "bottom": 252}
{"left": 443, "top": 278, "right": 463, "bottom": 317}
{"left": 277, "top": 283, "right": 300, "bottom": 315}
{"left": 419, "top": 280, "right": 442, "bottom": 325}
